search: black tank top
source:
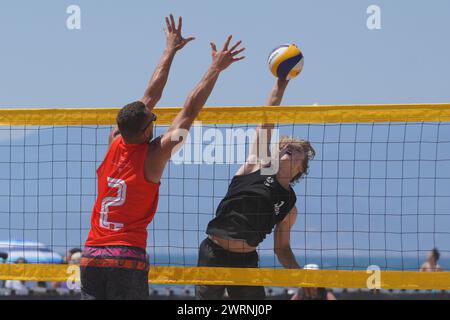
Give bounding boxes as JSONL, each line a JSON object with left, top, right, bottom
{"left": 206, "top": 169, "right": 297, "bottom": 247}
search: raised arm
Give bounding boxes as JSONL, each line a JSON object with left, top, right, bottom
{"left": 106, "top": 15, "right": 194, "bottom": 148}
{"left": 236, "top": 78, "right": 289, "bottom": 176}
{"left": 144, "top": 36, "right": 245, "bottom": 183}
{"left": 140, "top": 15, "right": 195, "bottom": 110}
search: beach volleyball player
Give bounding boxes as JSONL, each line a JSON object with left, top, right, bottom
{"left": 80, "top": 15, "right": 245, "bottom": 300}
{"left": 196, "top": 49, "right": 315, "bottom": 299}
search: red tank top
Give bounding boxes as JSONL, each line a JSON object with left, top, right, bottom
{"left": 85, "top": 136, "right": 160, "bottom": 249}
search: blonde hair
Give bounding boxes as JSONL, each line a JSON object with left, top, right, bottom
{"left": 278, "top": 136, "right": 316, "bottom": 183}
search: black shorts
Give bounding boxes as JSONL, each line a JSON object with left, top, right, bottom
{"left": 80, "top": 246, "right": 149, "bottom": 300}
{"left": 195, "top": 238, "right": 266, "bottom": 300}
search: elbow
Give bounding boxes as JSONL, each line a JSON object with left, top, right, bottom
{"left": 142, "top": 94, "right": 161, "bottom": 109}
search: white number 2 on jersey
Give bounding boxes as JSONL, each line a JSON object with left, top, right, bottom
{"left": 100, "top": 177, "right": 127, "bottom": 231}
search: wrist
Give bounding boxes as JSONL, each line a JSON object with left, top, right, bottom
{"left": 165, "top": 47, "right": 177, "bottom": 55}
{"left": 208, "top": 65, "right": 222, "bottom": 74}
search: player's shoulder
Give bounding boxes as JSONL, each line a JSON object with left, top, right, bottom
{"left": 235, "top": 162, "right": 261, "bottom": 177}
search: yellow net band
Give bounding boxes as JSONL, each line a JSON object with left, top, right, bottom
{"left": 0, "top": 265, "right": 449, "bottom": 290}
{"left": 1, "top": 103, "right": 450, "bottom": 126}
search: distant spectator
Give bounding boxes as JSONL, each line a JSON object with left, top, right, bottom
{"left": 183, "top": 288, "right": 191, "bottom": 296}
{"left": 166, "top": 288, "right": 175, "bottom": 297}
{"left": 420, "top": 248, "right": 443, "bottom": 272}
{"left": 0, "top": 252, "right": 7, "bottom": 261}
{"left": 291, "top": 287, "right": 336, "bottom": 300}
{"left": 69, "top": 251, "right": 82, "bottom": 265}
{"left": 5, "top": 258, "right": 28, "bottom": 292}
{"left": 64, "top": 248, "right": 82, "bottom": 264}
{"left": 53, "top": 248, "right": 82, "bottom": 289}
{"left": 290, "top": 264, "right": 337, "bottom": 300}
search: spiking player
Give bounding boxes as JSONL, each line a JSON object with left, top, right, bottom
{"left": 196, "top": 78, "right": 315, "bottom": 300}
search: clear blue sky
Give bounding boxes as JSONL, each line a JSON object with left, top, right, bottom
{"left": 1, "top": 0, "right": 450, "bottom": 107}
{"left": 0, "top": 0, "right": 449, "bottom": 270}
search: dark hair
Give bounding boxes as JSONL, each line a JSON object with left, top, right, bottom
{"left": 116, "top": 101, "right": 151, "bottom": 141}
{"left": 431, "top": 248, "right": 440, "bottom": 261}
{"left": 69, "top": 248, "right": 82, "bottom": 255}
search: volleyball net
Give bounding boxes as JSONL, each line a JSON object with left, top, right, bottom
{"left": 0, "top": 104, "right": 449, "bottom": 290}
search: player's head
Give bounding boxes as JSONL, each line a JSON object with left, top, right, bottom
{"left": 116, "top": 101, "right": 157, "bottom": 144}
{"left": 64, "top": 247, "right": 82, "bottom": 263}
{"left": 278, "top": 136, "right": 315, "bottom": 184}
{"left": 428, "top": 247, "right": 440, "bottom": 263}
{"left": 15, "top": 257, "right": 27, "bottom": 264}
{"left": 300, "top": 264, "right": 328, "bottom": 300}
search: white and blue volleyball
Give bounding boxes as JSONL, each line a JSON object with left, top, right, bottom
{"left": 268, "top": 44, "right": 304, "bottom": 80}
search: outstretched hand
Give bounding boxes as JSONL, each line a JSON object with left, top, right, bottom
{"left": 210, "top": 35, "right": 245, "bottom": 71}
{"left": 165, "top": 14, "right": 195, "bottom": 52}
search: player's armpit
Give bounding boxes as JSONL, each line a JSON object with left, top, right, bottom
{"left": 144, "top": 131, "right": 186, "bottom": 183}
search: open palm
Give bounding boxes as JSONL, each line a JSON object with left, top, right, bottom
{"left": 165, "top": 14, "right": 195, "bottom": 51}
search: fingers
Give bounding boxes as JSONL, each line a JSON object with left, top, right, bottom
{"left": 170, "top": 14, "right": 176, "bottom": 32}
{"left": 177, "top": 36, "right": 195, "bottom": 49}
{"left": 229, "top": 40, "right": 242, "bottom": 52}
{"left": 224, "top": 37, "right": 245, "bottom": 56}
{"left": 165, "top": 16, "right": 172, "bottom": 33}
{"left": 230, "top": 41, "right": 245, "bottom": 62}
{"left": 178, "top": 16, "right": 182, "bottom": 33}
{"left": 210, "top": 42, "right": 217, "bottom": 53}
{"left": 232, "top": 56, "right": 246, "bottom": 63}
{"left": 231, "top": 47, "right": 245, "bottom": 57}
{"left": 222, "top": 35, "right": 232, "bottom": 51}
{"left": 166, "top": 14, "right": 183, "bottom": 34}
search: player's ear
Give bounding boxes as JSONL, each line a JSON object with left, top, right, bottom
{"left": 145, "top": 123, "right": 154, "bottom": 140}
{"left": 296, "top": 162, "right": 303, "bottom": 177}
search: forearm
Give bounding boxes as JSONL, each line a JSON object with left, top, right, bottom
{"left": 267, "top": 78, "right": 289, "bottom": 106}
{"left": 248, "top": 125, "right": 273, "bottom": 164}
{"left": 275, "top": 247, "right": 301, "bottom": 269}
{"left": 177, "top": 35, "right": 243, "bottom": 124}
{"left": 180, "top": 66, "right": 221, "bottom": 122}
{"left": 249, "top": 79, "right": 288, "bottom": 160}
{"left": 141, "top": 48, "right": 177, "bottom": 110}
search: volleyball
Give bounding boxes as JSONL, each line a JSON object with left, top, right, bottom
{"left": 268, "top": 44, "right": 304, "bottom": 80}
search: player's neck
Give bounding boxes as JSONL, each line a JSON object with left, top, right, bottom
{"left": 275, "top": 172, "right": 291, "bottom": 190}
{"left": 123, "top": 137, "right": 145, "bottom": 145}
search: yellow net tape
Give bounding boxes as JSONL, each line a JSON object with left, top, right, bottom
{"left": 0, "top": 265, "right": 449, "bottom": 290}
{"left": 1, "top": 103, "right": 450, "bottom": 126}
